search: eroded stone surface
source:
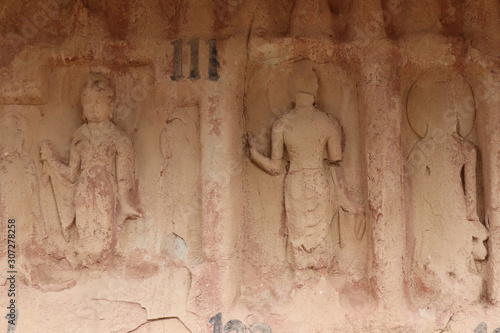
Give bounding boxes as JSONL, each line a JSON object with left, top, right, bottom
{"left": 1, "top": 0, "right": 500, "bottom": 332}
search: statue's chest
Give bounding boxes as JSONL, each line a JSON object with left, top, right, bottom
{"left": 75, "top": 133, "right": 116, "bottom": 161}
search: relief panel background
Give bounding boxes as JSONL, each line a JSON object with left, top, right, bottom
{"left": 1, "top": 0, "right": 500, "bottom": 332}
{"left": 242, "top": 50, "right": 370, "bottom": 330}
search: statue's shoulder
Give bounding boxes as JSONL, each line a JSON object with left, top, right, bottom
{"left": 72, "top": 124, "right": 89, "bottom": 144}
{"left": 320, "top": 112, "right": 341, "bottom": 131}
{"left": 74, "top": 123, "right": 88, "bottom": 135}
{"left": 273, "top": 113, "right": 289, "bottom": 129}
{"left": 108, "top": 123, "right": 133, "bottom": 149}
{"left": 106, "top": 121, "right": 128, "bottom": 137}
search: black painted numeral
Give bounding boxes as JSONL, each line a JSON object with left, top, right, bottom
{"left": 209, "top": 312, "right": 223, "bottom": 333}
{"left": 207, "top": 38, "right": 220, "bottom": 81}
{"left": 171, "top": 39, "right": 183, "bottom": 81}
{"left": 209, "top": 313, "right": 272, "bottom": 333}
{"left": 224, "top": 319, "right": 246, "bottom": 333}
{"left": 474, "top": 323, "right": 500, "bottom": 333}
{"left": 171, "top": 38, "right": 220, "bottom": 81}
{"left": 188, "top": 37, "right": 201, "bottom": 80}
{"left": 249, "top": 322, "right": 272, "bottom": 333}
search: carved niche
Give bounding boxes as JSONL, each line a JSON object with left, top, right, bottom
{"left": 404, "top": 68, "right": 488, "bottom": 307}
{"left": 248, "top": 59, "right": 365, "bottom": 287}
{"left": 40, "top": 72, "right": 142, "bottom": 267}
{"left": 249, "top": 60, "right": 342, "bottom": 273}
{"left": 0, "top": 110, "right": 45, "bottom": 252}
{"left": 160, "top": 103, "right": 202, "bottom": 265}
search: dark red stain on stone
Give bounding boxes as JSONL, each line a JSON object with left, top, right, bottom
{"left": 105, "top": 0, "right": 131, "bottom": 40}
{"left": 208, "top": 96, "right": 223, "bottom": 137}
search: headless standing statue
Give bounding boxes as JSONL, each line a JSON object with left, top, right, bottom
{"left": 249, "top": 61, "right": 343, "bottom": 283}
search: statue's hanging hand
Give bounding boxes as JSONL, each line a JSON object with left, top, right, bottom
{"left": 39, "top": 140, "right": 55, "bottom": 185}
{"left": 39, "top": 140, "right": 55, "bottom": 164}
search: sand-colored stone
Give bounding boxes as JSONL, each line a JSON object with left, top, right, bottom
{"left": 1, "top": 1, "right": 500, "bottom": 332}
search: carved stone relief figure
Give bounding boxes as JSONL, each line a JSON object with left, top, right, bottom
{"left": 0, "top": 111, "right": 45, "bottom": 252}
{"left": 249, "top": 60, "right": 346, "bottom": 281}
{"left": 405, "top": 69, "right": 488, "bottom": 306}
{"left": 160, "top": 104, "right": 202, "bottom": 265}
{"left": 40, "top": 72, "right": 141, "bottom": 267}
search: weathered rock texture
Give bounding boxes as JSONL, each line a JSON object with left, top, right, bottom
{"left": 0, "top": 0, "right": 500, "bottom": 332}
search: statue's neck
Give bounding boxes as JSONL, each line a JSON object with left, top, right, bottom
{"left": 87, "top": 119, "right": 111, "bottom": 130}
{"left": 295, "top": 92, "right": 315, "bottom": 108}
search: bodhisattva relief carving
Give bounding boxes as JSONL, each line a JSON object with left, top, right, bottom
{"left": 0, "top": 111, "right": 45, "bottom": 252}
{"left": 40, "top": 73, "right": 141, "bottom": 267}
{"left": 405, "top": 70, "right": 489, "bottom": 306}
{"left": 249, "top": 61, "right": 349, "bottom": 282}
{"left": 160, "top": 104, "right": 202, "bottom": 265}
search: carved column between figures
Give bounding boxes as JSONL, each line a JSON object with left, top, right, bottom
{"left": 358, "top": 42, "right": 406, "bottom": 309}
{"left": 193, "top": 38, "right": 246, "bottom": 314}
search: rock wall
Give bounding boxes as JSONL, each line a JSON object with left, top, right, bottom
{"left": 1, "top": 0, "right": 500, "bottom": 332}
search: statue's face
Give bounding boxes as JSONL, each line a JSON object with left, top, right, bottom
{"left": 81, "top": 81, "right": 114, "bottom": 123}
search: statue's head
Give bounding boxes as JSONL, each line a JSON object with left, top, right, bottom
{"left": 81, "top": 72, "right": 115, "bottom": 123}
{"left": 407, "top": 68, "right": 475, "bottom": 138}
{"left": 0, "top": 111, "right": 29, "bottom": 153}
{"left": 289, "top": 59, "right": 319, "bottom": 101}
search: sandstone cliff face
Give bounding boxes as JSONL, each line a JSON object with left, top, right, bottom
{"left": 0, "top": 0, "right": 500, "bottom": 332}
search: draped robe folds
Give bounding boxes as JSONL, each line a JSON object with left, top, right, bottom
{"left": 406, "top": 135, "right": 488, "bottom": 303}
{"left": 285, "top": 166, "right": 338, "bottom": 270}
{"left": 45, "top": 121, "right": 137, "bottom": 263}
{"left": 279, "top": 110, "right": 342, "bottom": 270}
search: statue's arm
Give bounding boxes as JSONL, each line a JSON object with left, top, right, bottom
{"left": 65, "top": 145, "right": 81, "bottom": 183}
{"left": 249, "top": 119, "right": 286, "bottom": 176}
{"left": 327, "top": 116, "right": 342, "bottom": 163}
{"left": 160, "top": 119, "right": 177, "bottom": 160}
{"left": 116, "top": 132, "right": 141, "bottom": 220}
{"left": 116, "top": 134, "right": 135, "bottom": 196}
{"left": 159, "top": 119, "right": 178, "bottom": 176}
{"left": 40, "top": 140, "right": 80, "bottom": 183}
{"left": 464, "top": 140, "right": 480, "bottom": 221}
